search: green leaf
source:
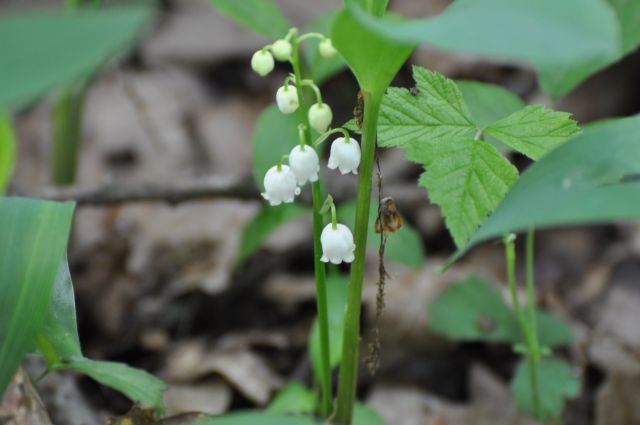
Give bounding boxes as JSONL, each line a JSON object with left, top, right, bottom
{"left": 456, "top": 80, "right": 525, "bottom": 129}
{"left": 454, "top": 115, "right": 640, "bottom": 262}
{"left": 195, "top": 412, "right": 321, "bottom": 425}
{"left": 0, "top": 6, "right": 153, "bottom": 109}
{"left": 512, "top": 357, "right": 580, "bottom": 421}
{"left": 267, "top": 382, "right": 317, "bottom": 415}
{"left": 55, "top": 358, "right": 166, "bottom": 414}
{"left": 337, "top": 200, "right": 425, "bottom": 268}
{"left": 0, "top": 197, "right": 75, "bottom": 396}
{"left": 429, "top": 276, "right": 572, "bottom": 347}
{"left": 345, "top": 0, "right": 389, "bottom": 17}
{"left": 253, "top": 106, "right": 303, "bottom": 190}
{"left": 0, "top": 112, "right": 16, "bottom": 194}
{"left": 419, "top": 139, "right": 519, "bottom": 248}
{"left": 485, "top": 105, "right": 581, "bottom": 160}
{"left": 237, "top": 204, "right": 308, "bottom": 264}
{"left": 378, "top": 67, "right": 476, "bottom": 161}
{"left": 331, "top": 6, "right": 414, "bottom": 98}
{"left": 208, "top": 0, "right": 290, "bottom": 40}
{"left": 309, "top": 274, "right": 349, "bottom": 380}
{"left": 302, "top": 11, "right": 346, "bottom": 84}
{"left": 353, "top": 403, "right": 388, "bottom": 425}
{"left": 36, "top": 259, "right": 166, "bottom": 413}
{"left": 610, "top": 0, "right": 640, "bottom": 53}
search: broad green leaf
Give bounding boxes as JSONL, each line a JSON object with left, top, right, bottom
{"left": 0, "top": 112, "right": 16, "bottom": 194}
{"left": 610, "top": 0, "right": 640, "bottom": 53}
{"left": 337, "top": 200, "right": 425, "bottom": 268}
{"left": 454, "top": 115, "right": 640, "bottom": 262}
{"left": 331, "top": 6, "right": 414, "bottom": 98}
{"left": 347, "top": 0, "right": 620, "bottom": 99}
{"left": 512, "top": 357, "right": 580, "bottom": 421}
{"left": 237, "top": 204, "right": 308, "bottom": 264}
{"left": 208, "top": 0, "right": 290, "bottom": 40}
{"left": 195, "top": 412, "right": 321, "bottom": 425}
{"left": 345, "top": 0, "right": 389, "bottom": 17}
{"left": 353, "top": 403, "right": 388, "bottom": 425}
{"left": 485, "top": 105, "right": 581, "bottom": 160}
{"left": 0, "top": 6, "right": 153, "bottom": 109}
{"left": 55, "top": 358, "right": 166, "bottom": 414}
{"left": 456, "top": 81, "right": 525, "bottom": 129}
{"left": 309, "top": 274, "right": 349, "bottom": 380}
{"left": 302, "top": 11, "right": 346, "bottom": 84}
{"left": 429, "top": 276, "right": 572, "bottom": 347}
{"left": 419, "top": 139, "right": 518, "bottom": 248}
{"left": 267, "top": 382, "right": 317, "bottom": 415}
{"left": 378, "top": 67, "right": 476, "bottom": 161}
{"left": 0, "top": 197, "right": 75, "bottom": 396}
{"left": 253, "top": 106, "right": 304, "bottom": 190}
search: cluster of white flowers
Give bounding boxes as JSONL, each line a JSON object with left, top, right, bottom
{"left": 253, "top": 34, "right": 358, "bottom": 264}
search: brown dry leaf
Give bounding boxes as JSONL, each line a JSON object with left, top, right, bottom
{"left": 164, "top": 381, "right": 231, "bottom": 416}
{"left": 595, "top": 370, "right": 640, "bottom": 425}
{"left": 105, "top": 405, "right": 205, "bottom": 425}
{"left": 0, "top": 367, "right": 52, "bottom": 425}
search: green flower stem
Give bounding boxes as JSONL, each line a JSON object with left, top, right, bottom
{"left": 292, "top": 33, "right": 332, "bottom": 418}
{"left": 335, "top": 91, "right": 381, "bottom": 425}
{"left": 504, "top": 232, "right": 541, "bottom": 418}
{"left": 313, "top": 128, "right": 350, "bottom": 148}
{"left": 51, "top": 84, "right": 86, "bottom": 186}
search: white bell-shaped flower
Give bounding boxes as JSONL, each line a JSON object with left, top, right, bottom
{"left": 328, "top": 137, "right": 361, "bottom": 175}
{"left": 319, "top": 38, "right": 337, "bottom": 59}
{"left": 261, "top": 165, "right": 301, "bottom": 206}
{"left": 276, "top": 85, "right": 299, "bottom": 114}
{"left": 271, "top": 39, "right": 293, "bottom": 61}
{"left": 308, "top": 103, "right": 333, "bottom": 133}
{"left": 320, "top": 223, "right": 356, "bottom": 264}
{"left": 289, "top": 145, "right": 319, "bottom": 185}
{"left": 251, "top": 50, "right": 274, "bottom": 76}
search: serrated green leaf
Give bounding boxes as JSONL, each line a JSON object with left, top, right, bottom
{"left": 346, "top": 0, "right": 620, "bottom": 98}
{"left": 456, "top": 81, "right": 525, "bottom": 129}
{"left": 253, "top": 106, "right": 304, "bottom": 190}
{"left": 0, "top": 198, "right": 75, "bottom": 396}
{"left": 337, "top": 200, "right": 425, "bottom": 268}
{"left": 208, "top": 0, "right": 290, "bottom": 40}
{"left": 512, "top": 357, "right": 580, "bottom": 421}
{"left": 0, "top": 112, "right": 16, "bottom": 195}
{"left": 453, "top": 115, "right": 640, "bottom": 263}
{"left": 237, "top": 204, "right": 308, "bottom": 264}
{"left": 485, "top": 105, "right": 581, "bottom": 160}
{"left": 331, "top": 6, "right": 414, "bottom": 98}
{"left": 419, "top": 139, "right": 518, "bottom": 247}
{"left": 378, "top": 67, "right": 476, "bottom": 161}
{"left": 309, "top": 274, "right": 348, "bottom": 380}
{"left": 0, "top": 6, "right": 153, "bottom": 109}
{"left": 429, "top": 276, "right": 572, "bottom": 347}
{"left": 55, "top": 358, "right": 166, "bottom": 414}
{"left": 302, "top": 11, "right": 346, "bottom": 84}
{"left": 195, "top": 412, "right": 321, "bottom": 425}
{"left": 267, "top": 382, "right": 316, "bottom": 415}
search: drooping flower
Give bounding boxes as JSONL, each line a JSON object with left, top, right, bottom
{"left": 251, "top": 50, "right": 275, "bottom": 76}
{"left": 308, "top": 103, "right": 333, "bottom": 133}
{"left": 261, "top": 165, "right": 300, "bottom": 205}
{"left": 271, "top": 39, "right": 293, "bottom": 61}
{"left": 328, "top": 137, "right": 361, "bottom": 175}
{"left": 318, "top": 38, "right": 337, "bottom": 59}
{"left": 320, "top": 223, "right": 356, "bottom": 264}
{"left": 289, "top": 145, "right": 320, "bottom": 185}
{"left": 276, "top": 85, "right": 299, "bottom": 114}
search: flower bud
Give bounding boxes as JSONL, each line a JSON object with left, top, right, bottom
{"left": 328, "top": 137, "right": 361, "bottom": 175}
{"left": 320, "top": 223, "right": 356, "bottom": 264}
{"left": 251, "top": 50, "right": 275, "bottom": 76}
{"left": 308, "top": 103, "right": 333, "bottom": 133}
{"left": 271, "top": 39, "right": 293, "bottom": 61}
{"left": 276, "top": 85, "right": 299, "bottom": 114}
{"left": 318, "top": 38, "right": 337, "bottom": 59}
{"left": 289, "top": 145, "right": 319, "bottom": 185}
{"left": 261, "top": 165, "right": 301, "bottom": 206}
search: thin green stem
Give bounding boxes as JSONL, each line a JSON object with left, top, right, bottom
{"left": 504, "top": 234, "right": 529, "bottom": 339}
{"left": 298, "top": 32, "right": 326, "bottom": 43}
{"left": 525, "top": 227, "right": 541, "bottom": 417}
{"left": 313, "top": 128, "right": 350, "bottom": 148}
{"left": 292, "top": 33, "right": 332, "bottom": 418}
{"left": 300, "top": 80, "right": 323, "bottom": 104}
{"left": 335, "top": 91, "right": 381, "bottom": 425}
{"left": 51, "top": 84, "right": 85, "bottom": 186}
